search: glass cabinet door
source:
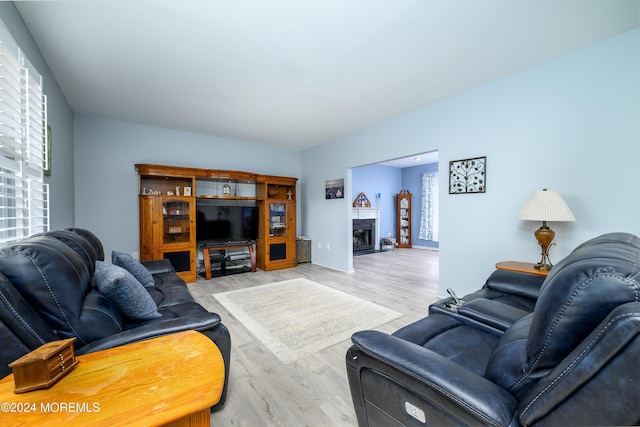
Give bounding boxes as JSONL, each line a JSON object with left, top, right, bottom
{"left": 399, "top": 209, "right": 410, "bottom": 244}
{"left": 163, "top": 199, "right": 191, "bottom": 244}
{"left": 269, "top": 203, "right": 287, "bottom": 237}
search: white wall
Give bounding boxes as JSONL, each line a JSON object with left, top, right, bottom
{"left": 301, "top": 28, "right": 640, "bottom": 296}
{"left": 74, "top": 116, "right": 301, "bottom": 259}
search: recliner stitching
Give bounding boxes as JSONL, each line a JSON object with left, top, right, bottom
{"left": 489, "top": 337, "right": 527, "bottom": 358}
{"left": 519, "top": 311, "right": 635, "bottom": 420}
{"left": 0, "top": 290, "right": 48, "bottom": 345}
{"left": 363, "top": 397, "right": 407, "bottom": 426}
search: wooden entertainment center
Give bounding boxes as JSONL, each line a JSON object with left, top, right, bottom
{"left": 135, "top": 164, "right": 298, "bottom": 282}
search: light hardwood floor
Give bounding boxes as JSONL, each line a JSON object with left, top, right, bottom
{"left": 188, "top": 248, "right": 440, "bottom": 427}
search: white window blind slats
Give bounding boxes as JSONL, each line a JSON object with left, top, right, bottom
{"left": 0, "top": 22, "right": 48, "bottom": 246}
{"left": 0, "top": 179, "right": 22, "bottom": 193}
{"left": 23, "top": 65, "right": 45, "bottom": 173}
{"left": 0, "top": 85, "right": 23, "bottom": 111}
{"left": 0, "top": 53, "right": 23, "bottom": 87}
{"left": 0, "top": 149, "right": 21, "bottom": 172}
{"left": 0, "top": 118, "right": 22, "bottom": 142}
{"left": 27, "top": 181, "right": 48, "bottom": 235}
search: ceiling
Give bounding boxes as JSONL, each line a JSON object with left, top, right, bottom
{"left": 378, "top": 151, "right": 439, "bottom": 168}
{"left": 15, "top": 1, "right": 640, "bottom": 151}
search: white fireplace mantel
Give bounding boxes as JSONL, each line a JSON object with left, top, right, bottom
{"left": 353, "top": 208, "right": 381, "bottom": 250}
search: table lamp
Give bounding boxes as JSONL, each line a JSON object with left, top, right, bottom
{"left": 517, "top": 189, "right": 575, "bottom": 270}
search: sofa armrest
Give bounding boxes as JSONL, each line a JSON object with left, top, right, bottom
{"left": 76, "top": 312, "right": 221, "bottom": 354}
{"left": 141, "top": 259, "right": 175, "bottom": 275}
{"left": 484, "top": 269, "right": 544, "bottom": 299}
{"left": 458, "top": 299, "right": 530, "bottom": 331}
{"left": 349, "top": 330, "right": 518, "bottom": 426}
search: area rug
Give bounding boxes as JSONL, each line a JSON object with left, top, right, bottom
{"left": 213, "top": 278, "right": 401, "bottom": 364}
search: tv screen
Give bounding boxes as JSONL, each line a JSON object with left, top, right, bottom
{"left": 196, "top": 200, "right": 259, "bottom": 244}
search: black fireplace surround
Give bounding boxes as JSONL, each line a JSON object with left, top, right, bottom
{"left": 353, "top": 219, "right": 375, "bottom": 255}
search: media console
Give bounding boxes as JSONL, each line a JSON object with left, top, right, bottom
{"left": 201, "top": 242, "right": 256, "bottom": 280}
{"left": 136, "top": 164, "right": 298, "bottom": 282}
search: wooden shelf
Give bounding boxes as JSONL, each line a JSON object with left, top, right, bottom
{"left": 196, "top": 195, "right": 257, "bottom": 201}
{"left": 496, "top": 261, "right": 550, "bottom": 277}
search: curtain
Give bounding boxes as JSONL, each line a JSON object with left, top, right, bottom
{"left": 419, "top": 172, "right": 439, "bottom": 242}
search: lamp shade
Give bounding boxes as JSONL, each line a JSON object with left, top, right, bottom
{"left": 518, "top": 189, "right": 575, "bottom": 222}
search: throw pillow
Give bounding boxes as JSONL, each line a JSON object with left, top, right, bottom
{"left": 112, "top": 250, "right": 155, "bottom": 287}
{"left": 93, "top": 261, "right": 161, "bottom": 321}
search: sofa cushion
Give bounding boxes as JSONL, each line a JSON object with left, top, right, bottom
{"left": 148, "top": 272, "right": 196, "bottom": 308}
{"left": 93, "top": 261, "right": 161, "bottom": 321}
{"left": 77, "top": 289, "right": 125, "bottom": 342}
{"left": 112, "top": 250, "right": 155, "bottom": 287}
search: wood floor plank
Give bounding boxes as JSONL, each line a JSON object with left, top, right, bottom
{"left": 189, "top": 248, "right": 439, "bottom": 426}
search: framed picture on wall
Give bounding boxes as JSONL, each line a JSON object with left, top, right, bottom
{"left": 449, "top": 156, "right": 486, "bottom": 194}
{"left": 44, "top": 125, "right": 52, "bottom": 176}
{"left": 325, "top": 179, "right": 344, "bottom": 199}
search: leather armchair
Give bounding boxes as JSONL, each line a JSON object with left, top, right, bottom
{"left": 347, "top": 233, "right": 640, "bottom": 426}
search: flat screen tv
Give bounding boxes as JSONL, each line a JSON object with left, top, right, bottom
{"left": 196, "top": 200, "right": 259, "bottom": 244}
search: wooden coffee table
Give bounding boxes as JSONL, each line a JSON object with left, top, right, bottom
{"left": 0, "top": 330, "right": 224, "bottom": 427}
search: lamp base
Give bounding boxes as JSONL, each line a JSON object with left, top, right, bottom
{"left": 534, "top": 261, "right": 553, "bottom": 271}
{"left": 533, "top": 222, "right": 555, "bottom": 270}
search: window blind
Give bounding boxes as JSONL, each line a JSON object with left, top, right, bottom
{"left": 0, "top": 21, "right": 49, "bottom": 246}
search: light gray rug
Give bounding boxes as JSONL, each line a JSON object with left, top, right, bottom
{"left": 214, "top": 278, "right": 402, "bottom": 364}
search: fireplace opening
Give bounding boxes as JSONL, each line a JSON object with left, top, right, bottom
{"left": 353, "top": 219, "right": 375, "bottom": 255}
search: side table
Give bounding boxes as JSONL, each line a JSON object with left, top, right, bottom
{"left": 0, "top": 330, "right": 224, "bottom": 427}
{"left": 496, "top": 260, "right": 550, "bottom": 277}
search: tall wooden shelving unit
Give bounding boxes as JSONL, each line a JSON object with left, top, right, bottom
{"left": 135, "top": 164, "right": 298, "bottom": 281}
{"left": 137, "top": 165, "right": 197, "bottom": 283}
{"left": 396, "top": 190, "right": 412, "bottom": 248}
{"left": 256, "top": 175, "right": 298, "bottom": 271}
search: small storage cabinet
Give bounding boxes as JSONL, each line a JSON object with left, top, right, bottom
{"left": 256, "top": 176, "right": 298, "bottom": 271}
{"left": 396, "top": 190, "right": 412, "bottom": 248}
{"left": 137, "top": 165, "right": 197, "bottom": 282}
{"left": 296, "top": 238, "right": 311, "bottom": 263}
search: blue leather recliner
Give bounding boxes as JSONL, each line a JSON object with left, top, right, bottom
{"left": 347, "top": 232, "right": 640, "bottom": 426}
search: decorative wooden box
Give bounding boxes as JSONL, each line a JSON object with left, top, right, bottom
{"left": 8, "top": 338, "right": 79, "bottom": 393}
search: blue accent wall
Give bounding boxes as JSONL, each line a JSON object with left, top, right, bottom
{"left": 352, "top": 165, "right": 401, "bottom": 240}
{"left": 353, "top": 162, "right": 439, "bottom": 249}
